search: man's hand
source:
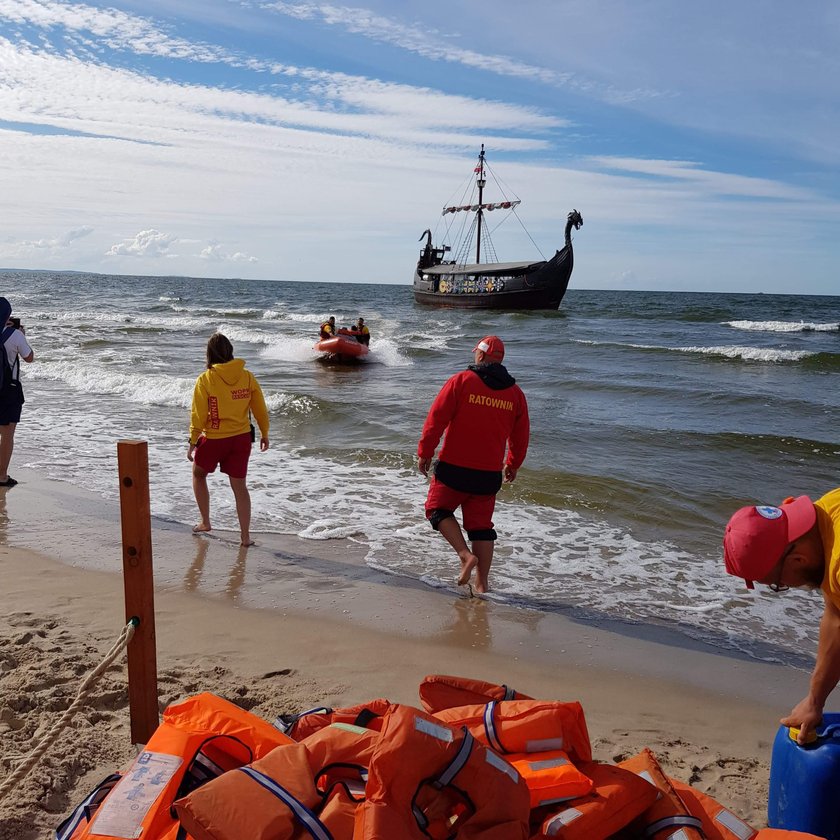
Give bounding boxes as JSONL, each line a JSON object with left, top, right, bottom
{"left": 781, "top": 696, "right": 824, "bottom": 744}
{"left": 418, "top": 457, "right": 432, "bottom": 477}
{"left": 787, "top": 597, "right": 840, "bottom": 744}
{"left": 503, "top": 464, "right": 517, "bottom": 483}
{"left": 260, "top": 437, "right": 270, "bottom": 452}
{"left": 187, "top": 444, "right": 196, "bottom": 463}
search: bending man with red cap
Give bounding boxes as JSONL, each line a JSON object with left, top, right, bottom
{"left": 417, "top": 336, "right": 530, "bottom": 593}
{"left": 723, "top": 490, "right": 840, "bottom": 742}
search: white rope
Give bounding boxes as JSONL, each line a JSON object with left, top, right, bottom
{"left": 0, "top": 619, "right": 138, "bottom": 802}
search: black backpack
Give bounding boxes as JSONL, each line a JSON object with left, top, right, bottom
{"left": 0, "top": 326, "right": 24, "bottom": 405}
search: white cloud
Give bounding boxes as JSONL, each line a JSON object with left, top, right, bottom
{"left": 0, "top": 225, "right": 94, "bottom": 257}
{"left": 106, "top": 229, "right": 176, "bottom": 257}
{"left": 257, "top": 1, "right": 663, "bottom": 103}
{"left": 0, "top": 0, "right": 237, "bottom": 64}
{"left": 59, "top": 225, "right": 94, "bottom": 245}
{"left": 0, "top": 37, "right": 560, "bottom": 148}
{"left": 586, "top": 157, "right": 817, "bottom": 202}
{"left": 200, "top": 243, "right": 257, "bottom": 263}
{"left": 199, "top": 243, "right": 224, "bottom": 261}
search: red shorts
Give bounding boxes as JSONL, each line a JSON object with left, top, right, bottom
{"left": 424, "top": 477, "right": 496, "bottom": 532}
{"left": 194, "top": 432, "right": 251, "bottom": 479}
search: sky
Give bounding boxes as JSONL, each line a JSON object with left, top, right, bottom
{"left": 1, "top": 0, "right": 839, "bottom": 294}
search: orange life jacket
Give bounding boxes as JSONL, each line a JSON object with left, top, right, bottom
{"left": 619, "top": 748, "right": 705, "bottom": 839}
{"left": 506, "top": 749, "right": 592, "bottom": 808}
{"left": 356, "top": 704, "right": 531, "bottom": 839}
{"left": 419, "top": 673, "right": 532, "bottom": 713}
{"left": 754, "top": 831, "right": 827, "bottom": 839}
{"left": 536, "top": 760, "right": 659, "bottom": 839}
{"left": 274, "top": 698, "right": 392, "bottom": 741}
{"left": 670, "top": 778, "right": 757, "bottom": 840}
{"left": 56, "top": 693, "right": 293, "bottom": 840}
{"left": 175, "top": 722, "right": 380, "bottom": 840}
{"left": 433, "top": 699, "right": 592, "bottom": 764}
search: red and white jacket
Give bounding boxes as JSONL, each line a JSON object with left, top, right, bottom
{"left": 417, "top": 364, "right": 529, "bottom": 473}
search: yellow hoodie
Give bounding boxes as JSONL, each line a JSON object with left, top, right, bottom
{"left": 189, "top": 358, "right": 269, "bottom": 445}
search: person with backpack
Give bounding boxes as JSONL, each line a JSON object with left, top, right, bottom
{"left": 0, "top": 297, "right": 34, "bottom": 489}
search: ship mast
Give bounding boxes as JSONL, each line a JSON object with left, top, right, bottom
{"left": 475, "top": 144, "right": 485, "bottom": 264}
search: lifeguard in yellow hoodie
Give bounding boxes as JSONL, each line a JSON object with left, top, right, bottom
{"left": 188, "top": 333, "right": 270, "bottom": 546}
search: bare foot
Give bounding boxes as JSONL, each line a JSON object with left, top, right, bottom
{"left": 240, "top": 538, "right": 255, "bottom": 547}
{"left": 457, "top": 550, "right": 479, "bottom": 586}
{"left": 192, "top": 523, "right": 211, "bottom": 534}
{"left": 474, "top": 581, "right": 489, "bottom": 595}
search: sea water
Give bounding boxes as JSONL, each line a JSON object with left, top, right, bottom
{"left": 4, "top": 270, "right": 840, "bottom": 668}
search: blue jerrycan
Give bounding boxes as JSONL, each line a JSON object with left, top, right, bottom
{"left": 768, "top": 713, "right": 840, "bottom": 838}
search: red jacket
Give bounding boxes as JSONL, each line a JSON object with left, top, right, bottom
{"left": 418, "top": 365, "right": 529, "bottom": 472}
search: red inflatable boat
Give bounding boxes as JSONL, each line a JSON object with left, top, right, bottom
{"left": 314, "top": 328, "right": 369, "bottom": 361}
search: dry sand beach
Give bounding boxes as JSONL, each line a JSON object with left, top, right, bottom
{"left": 0, "top": 467, "right": 815, "bottom": 839}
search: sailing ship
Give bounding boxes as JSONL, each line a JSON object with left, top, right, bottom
{"left": 413, "top": 145, "right": 583, "bottom": 310}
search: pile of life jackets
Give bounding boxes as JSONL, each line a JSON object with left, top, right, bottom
{"left": 57, "top": 676, "right": 824, "bottom": 840}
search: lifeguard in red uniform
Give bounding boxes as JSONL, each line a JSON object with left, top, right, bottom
{"left": 417, "top": 335, "right": 529, "bottom": 593}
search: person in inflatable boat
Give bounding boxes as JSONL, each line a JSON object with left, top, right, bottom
{"left": 351, "top": 317, "right": 370, "bottom": 345}
{"left": 319, "top": 316, "right": 336, "bottom": 339}
{"left": 417, "top": 335, "right": 529, "bottom": 594}
{"left": 723, "top": 490, "right": 840, "bottom": 744}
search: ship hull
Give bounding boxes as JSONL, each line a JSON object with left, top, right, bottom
{"left": 413, "top": 244, "right": 573, "bottom": 311}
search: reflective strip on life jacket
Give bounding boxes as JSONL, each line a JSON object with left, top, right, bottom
{"left": 414, "top": 714, "right": 455, "bottom": 743}
{"left": 483, "top": 700, "right": 506, "bottom": 753}
{"left": 238, "top": 767, "right": 333, "bottom": 840}
{"left": 485, "top": 748, "right": 520, "bottom": 783}
{"left": 437, "top": 727, "right": 474, "bottom": 784}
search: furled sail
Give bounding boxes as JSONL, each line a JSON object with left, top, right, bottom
{"left": 441, "top": 200, "right": 520, "bottom": 216}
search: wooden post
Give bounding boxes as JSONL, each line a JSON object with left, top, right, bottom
{"left": 117, "top": 439, "right": 159, "bottom": 744}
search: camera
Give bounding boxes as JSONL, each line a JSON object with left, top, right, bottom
{"left": 8, "top": 317, "right": 21, "bottom": 330}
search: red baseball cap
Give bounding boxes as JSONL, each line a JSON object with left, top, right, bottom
{"left": 473, "top": 335, "right": 504, "bottom": 360}
{"left": 723, "top": 495, "right": 815, "bottom": 589}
